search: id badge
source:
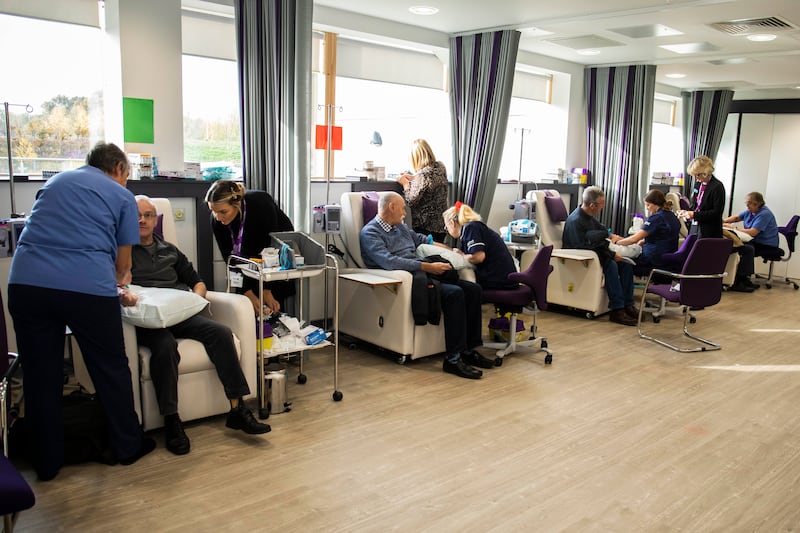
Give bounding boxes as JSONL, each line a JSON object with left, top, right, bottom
{"left": 229, "top": 271, "right": 244, "bottom": 288}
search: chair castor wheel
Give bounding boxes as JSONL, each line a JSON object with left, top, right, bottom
{"left": 297, "top": 373, "right": 307, "bottom": 384}
{"left": 396, "top": 355, "right": 408, "bottom": 365}
{"left": 333, "top": 390, "right": 343, "bottom": 401}
{"left": 494, "top": 357, "right": 503, "bottom": 367}
{"left": 689, "top": 316, "right": 697, "bottom": 324}
{"left": 541, "top": 339, "right": 548, "bottom": 348}
{"left": 653, "top": 316, "right": 661, "bottom": 323}
{"left": 544, "top": 354, "right": 553, "bottom": 365}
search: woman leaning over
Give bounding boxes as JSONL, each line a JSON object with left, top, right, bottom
{"left": 443, "top": 202, "right": 517, "bottom": 290}
{"left": 610, "top": 189, "right": 681, "bottom": 269}
{"left": 205, "top": 180, "right": 294, "bottom": 315}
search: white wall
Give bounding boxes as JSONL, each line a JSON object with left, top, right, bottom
{"left": 719, "top": 112, "right": 800, "bottom": 280}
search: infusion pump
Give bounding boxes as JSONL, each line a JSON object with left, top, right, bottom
{"left": 312, "top": 204, "right": 341, "bottom": 234}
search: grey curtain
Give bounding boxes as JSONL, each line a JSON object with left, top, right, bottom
{"left": 234, "top": 0, "right": 312, "bottom": 230}
{"left": 585, "top": 65, "right": 656, "bottom": 235}
{"left": 448, "top": 30, "right": 519, "bottom": 218}
{"left": 681, "top": 89, "right": 734, "bottom": 195}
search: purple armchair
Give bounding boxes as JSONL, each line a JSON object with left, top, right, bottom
{"left": 1, "top": 288, "right": 36, "bottom": 532}
{"left": 637, "top": 238, "right": 732, "bottom": 352}
{"left": 481, "top": 245, "right": 554, "bottom": 365}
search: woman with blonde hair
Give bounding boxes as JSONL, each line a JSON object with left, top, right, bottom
{"left": 205, "top": 180, "right": 294, "bottom": 314}
{"left": 443, "top": 202, "right": 517, "bottom": 289}
{"left": 398, "top": 139, "right": 449, "bottom": 242}
{"left": 677, "top": 155, "right": 725, "bottom": 238}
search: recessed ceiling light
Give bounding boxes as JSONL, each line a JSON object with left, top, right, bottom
{"left": 577, "top": 49, "right": 601, "bottom": 56}
{"left": 747, "top": 34, "right": 777, "bottom": 42}
{"left": 409, "top": 6, "right": 439, "bottom": 15}
{"left": 665, "top": 73, "right": 687, "bottom": 79}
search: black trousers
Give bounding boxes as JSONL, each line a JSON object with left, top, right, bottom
{"left": 8, "top": 284, "right": 145, "bottom": 479}
{"left": 135, "top": 314, "right": 250, "bottom": 416}
{"left": 439, "top": 279, "right": 483, "bottom": 358}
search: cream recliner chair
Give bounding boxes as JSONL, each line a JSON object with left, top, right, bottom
{"left": 75, "top": 198, "right": 256, "bottom": 430}
{"left": 337, "top": 191, "right": 465, "bottom": 364}
{"left": 526, "top": 189, "right": 609, "bottom": 318}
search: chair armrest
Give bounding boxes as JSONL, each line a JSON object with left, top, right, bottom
{"left": 205, "top": 291, "right": 257, "bottom": 398}
{"left": 339, "top": 267, "right": 413, "bottom": 283}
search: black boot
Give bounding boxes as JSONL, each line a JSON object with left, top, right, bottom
{"left": 164, "top": 414, "right": 190, "bottom": 455}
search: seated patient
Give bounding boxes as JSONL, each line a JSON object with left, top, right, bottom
{"left": 442, "top": 202, "right": 517, "bottom": 289}
{"left": 723, "top": 191, "right": 781, "bottom": 292}
{"left": 359, "top": 192, "right": 494, "bottom": 379}
{"left": 562, "top": 186, "right": 638, "bottom": 327}
{"left": 610, "top": 189, "right": 680, "bottom": 269}
{"left": 131, "top": 196, "right": 270, "bottom": 455}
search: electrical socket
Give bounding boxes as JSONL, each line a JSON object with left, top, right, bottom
{"left": 174, "top": 208, "right": 185, "bottom": 221}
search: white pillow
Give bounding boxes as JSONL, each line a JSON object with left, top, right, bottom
{"left": 415, "top": 243, "right": 472, "bottom": 270}
{"left": 121, "top": 285, "right": 209, "bottom": 329}
{"left": 607, "top": 240, "right": 642, "bottom": 258}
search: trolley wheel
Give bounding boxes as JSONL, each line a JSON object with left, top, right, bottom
{"left": 793, "top": 282, "right": 799, "bottom": 290}
{"left": 689, "top": 316, "right": 697, "bottom": 324}
{"left": 544, "top": 354, "right": 553, "bottom": 365}
{"left": 585, "top": 312, "right": 595, "bottom": 320}
{"left": 396, "top": 355, "right": 408, "bottom": 365}
{"left": 297, "top": 373, "right": 307, "bottom": 385}
{"left": 333, "top": 390, "right": 343, "bottom": 401}
{"left": 494, "top": 357, "right": 503, "bottom": 367}
{"left": 653, "top": 316, "right": 661, "bottom": 324}
{"left": 258, "top": 407, "right": 270, "bottom": 420}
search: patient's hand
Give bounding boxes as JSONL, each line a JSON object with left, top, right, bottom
{"left": 421, "top": 261, "right": 452, "bottom": 275}
{"left": 118, "top": 288, "right": 138, "bottom": 307}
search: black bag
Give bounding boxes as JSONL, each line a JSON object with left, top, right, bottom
{"left": 61, "top": 391, "right": 116, "bottom": 465}
{"left": 422, "top": 255, "right": 459, "bottom": 284}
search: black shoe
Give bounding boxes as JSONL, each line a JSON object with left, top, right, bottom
{"left": 609, "top": 309, "right": 637, "bottom": 326}
{"left": 624, "top": 305, "right": 640, "bottom": 319}
{"left": 461, "top": 349, "right": 495, "bottom": 369}
{"left": 226, "top": 405, "right": 271, "bottom": 434}
{"left": 443, "top": 358, "right": 482, "bottom": 379}
{"left": 164, "top": 415, "right": 190, "bottom": 455}
{"left": 743, "top": 278, "right": 760, "bottom": 290}
{"left": 119, "top": 437, "right": 156, "bottom": 466}
{"left": 728, "top": 282, "right": 755, "bottom": 293}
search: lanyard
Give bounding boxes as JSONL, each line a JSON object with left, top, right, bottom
{"left": 230, "top": 198, "right": 247, "bottom": 256}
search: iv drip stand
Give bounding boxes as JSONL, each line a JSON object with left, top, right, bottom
{"left": 3, "top": 102, "right": 33, "bottom": 217}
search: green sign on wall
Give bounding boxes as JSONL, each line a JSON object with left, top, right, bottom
{"left": 122, "top": 97, "right": 154, "bottom": 144}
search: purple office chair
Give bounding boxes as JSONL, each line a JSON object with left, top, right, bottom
{"left": 1, "top": 288, "right": 36, "bottom": 532}
{"left": 754, "top": 214, "right": 799, "bottom": 290}
{"left": 481, "top": 244, "right": 554, "bottom": 365}
{"left": 637, "top": 238, "right": 732, "bottom": 352}
{"left": 639, "top": 234, "right": 699, "bottom": 323}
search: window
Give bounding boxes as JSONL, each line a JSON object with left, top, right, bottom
{"left": 315, "top": 77, "right": 451, "bottom": 179}
{"left": 0, "top": 14, "right": 102, "bottom": 176}
{"left": 650, "top": 97, "right": 683, "bottom": 178}
{"left": 181, "top": 55, "right": 242, "bottom": 174}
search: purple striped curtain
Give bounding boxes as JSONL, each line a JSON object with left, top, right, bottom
{"left": 449, "top": 30, "right": 519, "bottom": 218}
{"left": 234, "top": 0, "right": 312, "bottom": 229}
{"left": 586, "top": 65, "right": 656, "bottom": 235}
{"left": 681, "top": 90, "right": 734, "bottom": 196}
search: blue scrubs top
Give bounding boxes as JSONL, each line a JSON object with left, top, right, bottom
{"left": 9, "top": 165, "right": 139, "bottom": 297}
{"left": 739, "top": 205, "right": 779, "bottom": 247}
{"left": 640, "top": 209, "right": 680, "bottom": 264}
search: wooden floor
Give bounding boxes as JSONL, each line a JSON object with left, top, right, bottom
{"left": 12, "top": 279, "right": 800, "bottom": 532}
